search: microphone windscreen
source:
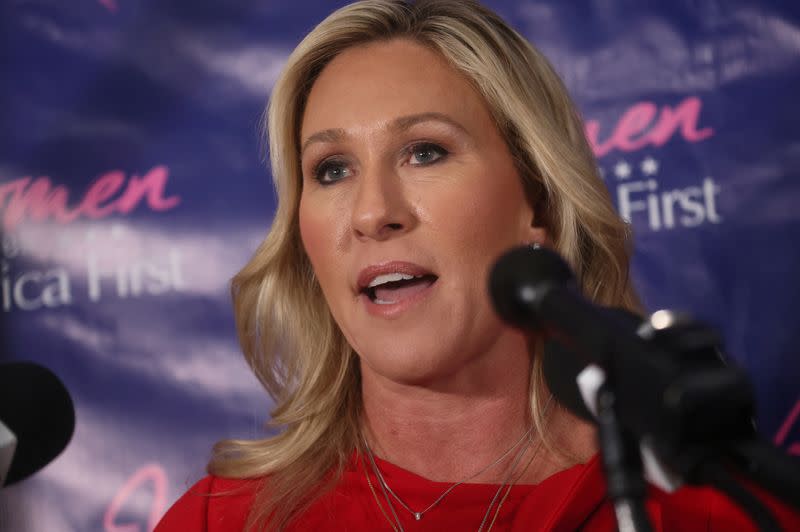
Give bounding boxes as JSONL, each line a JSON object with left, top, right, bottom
{"left": 488, "top": 246, "right": 574, "bottom": 329}
{"left": 0, "top": 362, "right": 75, "bottom": 485}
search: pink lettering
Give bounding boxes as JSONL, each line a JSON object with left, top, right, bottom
{"left": 103, "top": 463, "right": 168, "bottom": 532}
{"left": 648, "top": 97, "right": 714, "bottom": 145}
{"left": 774, "top": 397, "right": 800, "bottom": 457}
{"left": 0, "top": 166, "right": 180, "bottom": 229}
{"left": 2, "top": 177, "right": 79, "bottom": 228}
{"left": 613, "top": 102, "right": 659, "bottom": 151}
{"left": 0, "top": 179, "right": 30, "bottom": 213}
{"left": 115, "top": 166, "right": 180, "bottom": 214}
{"left": 79, "top": 171, "right": 125, "bottom": 218}
{"left": 586, "top": 96, "right": 714, "bottom": 157}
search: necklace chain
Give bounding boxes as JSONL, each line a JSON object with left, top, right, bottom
{"left": 361, "top": 397, "right": 555, "bottom": 530}
{"left": 362, "top": 452, "right": 404, "bottom": 531}
{"left": 478, "top": 438, "right": 541, "bottom": 532}
{"left": 362, "top": 428, "right": 538, "bottom": 531}
{"left": 362, "top": 427, "right": 532, "bottom": 521}
{"left": 363, "top": 452, "right": 404, "bottom": 531}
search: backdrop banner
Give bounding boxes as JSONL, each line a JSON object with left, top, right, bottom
{"left": 2, "top": 1, "right": 798, "bottom": 530}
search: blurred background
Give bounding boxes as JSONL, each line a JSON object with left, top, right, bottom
{"left": 1, "top": 0, "right": 798, "bottom": 530}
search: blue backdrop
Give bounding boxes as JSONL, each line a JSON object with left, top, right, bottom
{"left": 2, "top": 1, "right": 799, "bottom": 530}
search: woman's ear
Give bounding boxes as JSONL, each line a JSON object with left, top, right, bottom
{"left": 526, "top": 225, "right": 548, "bottom": 248}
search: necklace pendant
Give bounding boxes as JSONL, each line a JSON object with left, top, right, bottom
{"left": 414, "top": 512, "right": 422, "bottom": 521}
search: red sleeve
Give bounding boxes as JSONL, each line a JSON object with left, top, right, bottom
{"left": 155, "top": 477, "right": 213, "bottom": 532}
{"left": 154, "top": 476, "right": 256, "bottom": 532}
{"left": 657, "top": 480, "right": 800, "bottom": 532}
{"left": 708, "top": 480, "right": 800, "bottom": 532}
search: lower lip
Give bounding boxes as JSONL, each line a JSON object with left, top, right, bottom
{"left": 359, "top": 279, "right": 438, "bottom": 318}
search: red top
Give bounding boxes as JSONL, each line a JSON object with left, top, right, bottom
{"left": 155, "top": 453, "right": 799, "bottom": 531}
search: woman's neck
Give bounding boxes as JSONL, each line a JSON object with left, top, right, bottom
{"left": 359, "top": 347, "right": 596, "bottom": 485}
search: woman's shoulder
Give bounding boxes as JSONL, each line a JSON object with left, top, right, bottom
{"left": 537, "top": 454, "right": 800, "bottom": 531}
{"left": 652, "top": 480, "right": 800, "bottom": 532}
{"left": 154, "top": 475, "right": 261, "bottom": 532}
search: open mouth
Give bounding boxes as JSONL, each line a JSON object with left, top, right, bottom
{"left": 362, "top": 273, "right": 438, "bottom": 305}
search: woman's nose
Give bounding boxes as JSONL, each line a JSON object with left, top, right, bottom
{"left": 350, "top": 167, "right": 416, "bottom": 241}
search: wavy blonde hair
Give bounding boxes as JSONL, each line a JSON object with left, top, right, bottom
{"left": 209, "top": 1, "right": 639, "bottom": 530}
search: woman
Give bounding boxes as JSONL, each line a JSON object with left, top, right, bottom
{"left": 156, "top": 1, "right": 797, "bottom": 530}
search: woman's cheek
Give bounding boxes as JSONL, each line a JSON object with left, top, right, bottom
{"left": 299, "top": 193, "right": 352, "bottom": 292}
{"left": 298, "top": 199, "right": 329, "bottom": 266}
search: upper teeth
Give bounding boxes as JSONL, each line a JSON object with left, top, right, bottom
{"left": 367, "top": 273, "right": 416, "bottom": 288}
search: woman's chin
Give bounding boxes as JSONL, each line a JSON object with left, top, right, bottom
{"left": 357, "top": 346, "right": 489, "bottom": 391}
{"left": 359, "top": 351, "right": 453, "bottom": 386}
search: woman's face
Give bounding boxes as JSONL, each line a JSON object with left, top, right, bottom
{"left": 299, "top": 39, "right": 543, "bottom": 385}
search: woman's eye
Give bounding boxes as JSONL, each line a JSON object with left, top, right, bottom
{"left": 313, "top": 160, "right": 351, "bottom": 184}
{"left": 408, "top": 143, "right": 447, "bottom": 166}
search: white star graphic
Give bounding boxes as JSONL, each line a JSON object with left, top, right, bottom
{"left": 641, "top": 157, "right": 659, "bottom": 176}
{"left": 614, "top": 160, "right": 631, "bottom": 180}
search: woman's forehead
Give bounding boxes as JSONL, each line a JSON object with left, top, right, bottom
{"left": 299, "top": 39, "right": 494, "bottom": 145}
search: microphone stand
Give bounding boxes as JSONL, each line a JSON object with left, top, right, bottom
{"left": 597, "top": 311, "right": 798, "bottom": 532}
{"left": 595, "top": 382, "right": 653, "bottom": 532}
{"left": 490, "top": 246, "right": 800, "bottom": 530}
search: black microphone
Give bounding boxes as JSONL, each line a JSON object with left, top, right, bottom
{"left": 0, "top": 362, "right": 75, "bottom": 486}
{"left": 490, "top": 246, "right": 665, "bottom": 532}
{"left": 489, "top": 245, "right": 800, "bottom": 527}
{"left": 542, "top": 307, "right": 644, "bottom": 423}
{"left": 488, "top": 245, "right": 754, "bottom": 451}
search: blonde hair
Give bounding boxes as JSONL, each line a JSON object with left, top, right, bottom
{"left": 210, "top": 1, "right": 639, "bottom": 530}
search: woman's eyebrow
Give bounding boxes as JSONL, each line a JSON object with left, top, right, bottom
{"left": 391, "top": 112, "right": 469, "bottom": 135}
{"left": 300, "top": 112, "right": 468, "bottom": 157}
{"left": 301, "top": 128, "right": 346, "bottom": 157}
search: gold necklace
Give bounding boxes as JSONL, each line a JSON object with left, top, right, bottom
{"left": 362, "top": 431, "right": 536, "bottom": 532}
{"left": 479, "top": 438, "right": 541, "bottom": 531}
{"left": 476, "top": 434, "right": 538, "bottom": 532}
{"left": 361, "top": 427, "right": 532, "bottom": 521}
{"left": 361, "top": 453, "right": 403, "bottom": 532}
